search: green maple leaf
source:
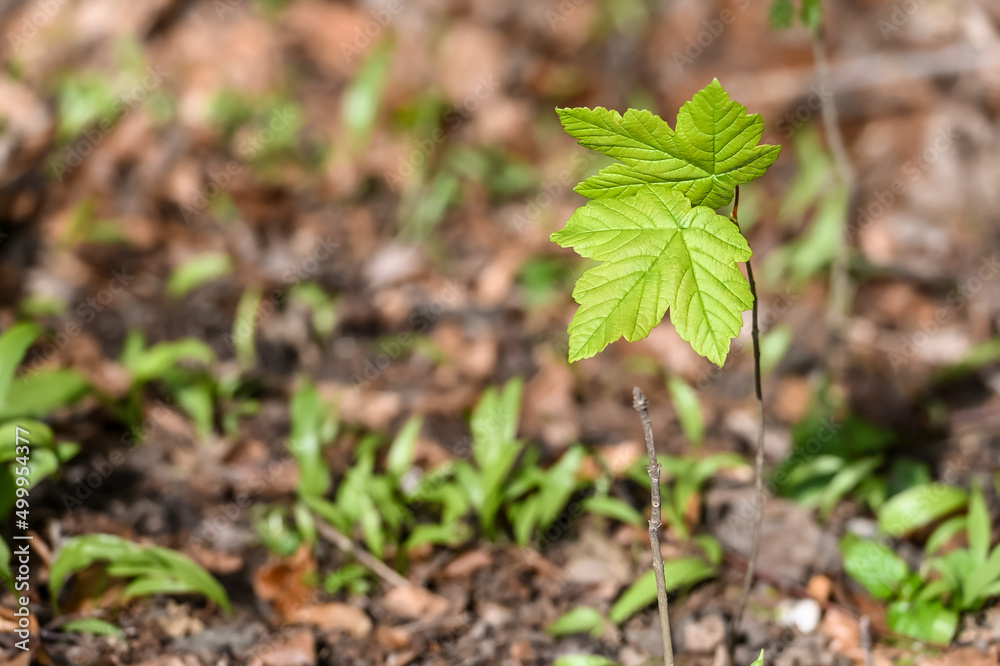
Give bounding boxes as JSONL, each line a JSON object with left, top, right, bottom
{"left": 557, "top": 79, "right": 780, "bottom": 210}
{"left": 552, "top": 185, "right": 752, "bottom": 365}
{"left": 552, "top": 79, "right": 781, "bottom": 365}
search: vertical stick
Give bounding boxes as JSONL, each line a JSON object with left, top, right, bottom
{"left": 632, "top": 387, "right": 674, "bottom": 666}
{"left": 731, "top": 187, "right": 766, "bottom": 636}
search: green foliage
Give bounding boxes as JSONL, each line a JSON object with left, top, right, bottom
{"left": 290, "top": 282, "right": 337, "bottom": 341}
{"left": 925, "top": 483, "right": 1000, "bottom": 612}
{"left": 842, "top": 482, "right": 1000, "bottom": 644}
{"left": 55, "top": 74, "right": 119, "bottom": 141}
{"left": 324, "top": 563, "right": 372, "bottom": 596}
{"left": 553, "top": 656, "right": 619, "bottom": 666}
{"left": 553, "top": 80, "right": 780, "bottom": 365}
{"left": 769, "top": 0, "right": 822, "bottom": 31}
{"left": 50, "top": 533, "right": 231, "bottom": 615}
{"left": 289, "top": 379, "right": 338, "bottom": 498}
{"left": 878, "top": 483, "right": 967, "bottom": 537}
{"left": 452, "top": 378, "right": 526, "bottom": 538}
{"left": 774, "top": 414, "right": 929, "bottom": 517}
{"left": 507, "top": 446, "right": 585, "bottom": 546}
{"left": 343, "top": 37, "right": 394, "bottom": 152}
{"left": 580, "top": 494, "right": 645, "bottom": 526}
{"left": 0, "top": 324, "right": 89, "bottom": 519}
{"left": 841, "top": 534, "right": 909, "bottom": 601}
{"left": 841, "top": 533, "right": 957, "bottom": 643}
{"left": 0, "top": 323, "right": 43, "bottom": 405}
{"left": 765, "top": 128, "right": 848, "bottom": 287}
{"left": 121, "top": 332, "right": 215, "bottom": 387}
{"left": 886, "top": 601, "right": 957, "bottom": 646}
{"left": 254, "top": 505, "right": 307, "bottom": 556}
{"left": 0, "top": 369, "right": 90, "bottom": 423}
{"left": 167, "top": 253, "right": 234, "bottom": 299}
{"left": 281, "top": 379, "right": 671, "bottom": 561}
{"left": 552, "top": 185, "right": 753, "bottom": 365}
{"left": 233, "top": 286, "right": 263, "bottom": 371}
{"left": 666, "top": 375, "right": 705, "bottom": 446}
{"left": 295, "top": 413, "right": 429, "bottom": 560}
{"left": 628, "top": 453, "right": 744, "bottom": 540}
{"left": 556, "top": 82, "right": 780, "bottom": 207}
{"left": 62, "top": 618, "right": 126, "bottom": 639}
{"left": 609, "top": 556, "right": 717, "bottom": 624}
{"left": 0, "top": 537, "right": 11, "bottom": 595}
{"left": 546, "top": 606, "right": 607, "bottom": 639}
{"left": 119, "top": 331, "right": 216, "bottom": 436}
{"left": 758, "top": 324, "right": 793, "bottom": 376}
{"left": 517, "top": 257, "right": 575, "bottom": 310}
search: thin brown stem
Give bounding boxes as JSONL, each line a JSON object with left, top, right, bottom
{"left": 632, "top": 387, "right": 674, "bottom": 666}
{"left": 731, "top": 187, "right": 766, "bottom": 639}
{"left": 314, "top": 516, "right": 412, "bottom": 589}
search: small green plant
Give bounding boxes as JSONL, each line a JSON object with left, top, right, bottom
{"left": 552, "top": 80, "right": 781, "bottom": 664}
{"left": 166, "top": 252, "right": 234, "bottom": 299}
{"left": 289, "top": 282, "right": 338, "bottom": 342}
{"left": 118, "top": 331, "right": 217, "bottom": 439}
{"left": 61, "top": 618, "right": 125, "bottom": 639}
{"left": 841, "top": 481, "right": 992, "bottom": 645}
{"left": 449, "top": 378, "right": 527, "bottom": 539}
{"left": 841, "top": 534, "right": 957, "bottom": 644}
{"left": 768, "top": 0, "right": 822, "bottom": 31}
{"left": 774, "top": 414, "right": 930, "bottom": 517}
{"left": 665, "top": 375, "right": 705, "bottom": 447}
{"left": 626, "top": 453, "right": 744, "bottom": 540}
{"left": 764, "top": 127, "right": 850, "bottom": 288}
{"left": 324, "top": 563, "right": 373, "bottom": 596}
{"left": 50, "top": 533, "right": 231, "bottom": 614}
{"left": 546, "top": 550, "right": 719, "bottom": 637}
{"left": 0, "top": 323, "right": 90, "bottom": 520}
{"left": 505, "top": 445, "right": 585, "bottom": 546}
{"left": 552, "top": 79, "right": 779, "bottom": 365}
{"left": 925, "top": 482, "right": 1000, "bottom": 612}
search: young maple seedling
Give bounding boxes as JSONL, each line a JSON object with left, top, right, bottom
{"left": 552, "top": 80, "right": 780, "bottom": 665}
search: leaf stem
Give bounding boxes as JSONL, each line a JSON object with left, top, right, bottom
{"left": 730, "top": 186, "right": 766, "bottom": 640}
{"left": 632, "top": 387, "right": 674, "bottom": 666}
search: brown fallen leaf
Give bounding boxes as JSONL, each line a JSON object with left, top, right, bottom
{"left": 375, "top": 625, "right": 411, "bottom": 650}
{"left": 819, "top": 607, "right": 859, "bottom": 655}
{"left": 288, "top": 603, "right": 372, "bottom": 638}
{"left": 440, "top": 549, "right": 492, "bottom": 579}
{"left": 248, "top": 629, "right": 316, "bottom": 666}
{"left": 253, "top": 545, "right": 316, "bottom": 618}
{"left": 383, "top": 585, "right": 448, "bottom": 620}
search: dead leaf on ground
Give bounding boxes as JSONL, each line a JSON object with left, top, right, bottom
{"left": 248, "top": 629, "right": 316, "bottom": 666}
{"left": 440, "top": 549, "right": 492, "bottom": 579}
{"left": 382, "top": 585, "right": 448, "bottom": 621}
{"left": 288, "top": 603, "right": 372, "bottom": 638}
{"left": 252, "top": 545, "right": 316, "bottom": 618}
{"left": 819, "top": 607, "right": 859, "bottom": 656}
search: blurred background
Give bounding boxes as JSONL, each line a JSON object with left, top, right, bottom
{"left": 2, "top": 0, "right": 1000, "bottom": 664}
